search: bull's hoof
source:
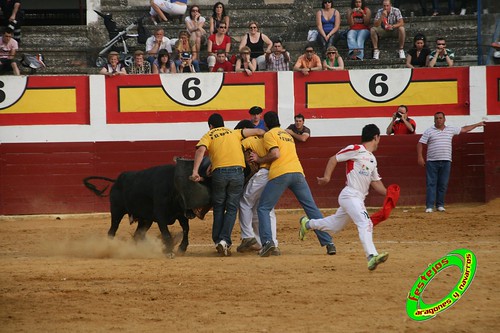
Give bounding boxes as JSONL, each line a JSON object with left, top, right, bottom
{"left": 165, "top": 252, "right": 175, "bottom": 259}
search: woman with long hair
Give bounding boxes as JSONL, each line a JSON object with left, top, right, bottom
{"left": 185, "top": 5, "right": 206, "bottom": 59}
{"left": 346, "top": 0, "right": 371, "bottom": 60}
{"left": 209, "top": 2, "right": 230, "bottom": 35}
{"left": 152, "top": 49, "right": 176, "bottom": 74}
{"left": 406, "top": 33, "right": 430, "bottom": 68}
{"left": 316, "top": 0, "right": 341, "bottom": 55}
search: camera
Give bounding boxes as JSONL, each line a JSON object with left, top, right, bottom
{"left": 395, "top": 112, "right": 402, "bottom": 119}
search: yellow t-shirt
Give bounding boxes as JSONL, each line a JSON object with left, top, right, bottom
{"left": 196, "top": 127, "right": 245, "bottom": 170}
{"left": 263, "top": 127, "right": 304, "bottom": 180}
{"left": 242, "top": 136, "right": 270, "bottom": 169}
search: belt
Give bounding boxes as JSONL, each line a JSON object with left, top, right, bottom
{"left": 214, "top": 166, "right": 243, "bottom": 173}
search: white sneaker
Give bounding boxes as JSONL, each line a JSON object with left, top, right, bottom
{"left": 373, "top": 49, "right": 380, "bottom": 60}
{"left": 437, "top": 207, "right": 446, "bottom": 212}
{"left": 425, "top": 208, "right": 433, "bottom": 213}
{"left": 460, "top": 8, "right": 466, "bottom": 15}
{"left": 398, "top": 49, "right": 405, "bottom": 59}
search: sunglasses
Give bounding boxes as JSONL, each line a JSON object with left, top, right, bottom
{"left": 191, "top": 9, "right": 199, "bottom": 12}
{"left": 437, "top": 43, "right": 446, "bottom": 45}
{"left": 219, "top": 26, "right": 227, "bottom": 29}
{"left": 306, "top": 50, "right": 314, "bottom": 53}
{"left": 327, "top": 51, "right": 337, "bottom": 54}
{"left": 323, "top": 0, "right": 332, "bottom": 3}
{"left": 249, "top": 26, "right": 258, "bottom": 29}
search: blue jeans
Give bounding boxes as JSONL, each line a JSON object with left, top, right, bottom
{"left": 433, "top": 0, "right": 456, "bottom": 13}
{"left": 425, "top": 160, "right": 452, "bottom": 209}
{"left": 316, "top": 31, "right": 340, "bottom": 55}
{"left": 347, "top": 29, "right": 370, "bottom": 59}
{"left": 211, "top": 167, "right": 244, "bottom": 246}
{"left": 257, "top": 172, "right": 333, "bottom": 246}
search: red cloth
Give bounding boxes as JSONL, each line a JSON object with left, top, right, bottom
{"left": 370, "top": 184, "right": 400, "bottom": 226}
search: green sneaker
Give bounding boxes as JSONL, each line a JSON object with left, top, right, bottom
{"left": 299, "top": 216, "right": 310, "bottom": 240}
{"left": 368, "top": 252, "right": 389, "bottom": 271}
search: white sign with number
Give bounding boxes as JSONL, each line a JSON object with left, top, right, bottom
{"left": 159, "top": 72, "right": 224, "bottom": 107}
{"left": 349, "top": 69, "right": 412, "bottom": 103}
{"left": 0, "top": 76, "right": 28, "bottom": 110}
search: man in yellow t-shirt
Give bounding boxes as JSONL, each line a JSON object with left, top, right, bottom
{"left": 191, "top": 113, "right": 264, "bottom": 256}
{"left": 249, "top": 111, "right": 336, "bottom": 257}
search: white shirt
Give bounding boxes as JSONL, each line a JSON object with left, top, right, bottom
{"left": 336, "top": 144, "right": 381, "bottom": 197}
{"left": 146, "top": 36, "right": 174, "bottom": 54}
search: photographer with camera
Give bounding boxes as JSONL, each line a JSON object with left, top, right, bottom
{"left": 386, "top": 105, "right": 416, "bottom": 135}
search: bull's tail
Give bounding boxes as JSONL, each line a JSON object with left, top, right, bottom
{"left": 83, "top": 176, "right": 116, "bottom": 197}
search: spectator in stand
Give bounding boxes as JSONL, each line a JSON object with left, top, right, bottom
{"left": 347, "top": 0, "right": 371, "bottom": 60}
{"left": 174, "top": 30, "right": 200, "bottom": 72}
{"left": 0, "top": 27, "right": 18, "bottom": 75}
{"left": 146, "top": 28, "right": 174, "bottom": 65}
{"left": 235, "top": 46, "right": 256, "bottom": 76}
{"left": 128, "top": 50, "right": 152, "bottom": 74}
{"left": 286, "top": 114, "right": 311, "bottom": 142}
{"left": 0, "top": 0, "right": 22, "bottom": 43}
{"left": 239, "top": 21, "right": 272, "bottom": 71}
{"left": 370, "top": 0, "right": 406, "bottom": 60}
{"left": 209, "top": 2, "right": 230, "bottom": 35}
{"left": 249, "top": 106, "right": 266, "bottom": 130}
{"left": 293, "top": 44, "right": 322, "bottom": 75}
{"left": 406, "top": 33, "right": 430, "bottom": 68}
{"left": 149, "top": 0, "right": 187, "bottom": 24}
{"left": 185, "top": 5, "right": 206, "bottom": 60}
{"left": 429, "top": 37, "right": 454, "bottom": 67}
{"left": 207, "top": 23, "right": 231, "bottom": 72}
{"left": 323, "top": 46, "right": 344, "bottom": 70}
{"left": 432, "top": 0, "right": 456, "bottom": 16}
{"left": 386, "top": 105, "right": 416, "bottom": 135}
{"left": 152, "top": 49, "right": 176, "bottom": 74}
{"left": 316, "top": 0, "right": 341, "bottom": 55}
{"left": 393, "top": 1, "right": 428, "bottom": 16}
{"left": 99, "top": 51, "right": 127, "bottom": 76}
{"left": 265, "top": 39, "right": 290, "bottom": 71}
{"left": 211, "top": 49, "right": 233, "bottom": 72}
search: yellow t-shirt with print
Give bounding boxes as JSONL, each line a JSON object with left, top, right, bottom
{"left": 197, "top": 127, "right": 245, "bottom": 170}
{"left": 242, "top": 136, "right": 270, "bottom": 170}
{"left": 263, "top": 127, "right": 304, "bottom": 180}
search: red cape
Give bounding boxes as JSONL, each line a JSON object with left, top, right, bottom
{"left": 370, "top": 184, "right": 400, "bottom": 226}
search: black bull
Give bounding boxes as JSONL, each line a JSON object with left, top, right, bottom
{"left": 83, "top": 158, "right": 212, "bottom": 257}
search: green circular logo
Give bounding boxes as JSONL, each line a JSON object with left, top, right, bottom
{"left": 406, "top": 248, "right": 477, "bottom": 321}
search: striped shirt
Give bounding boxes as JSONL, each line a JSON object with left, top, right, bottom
{"left": 419, "top": 125, "right": 461, "bottom": 161}
{"left": 266, "top": 52, "right": 290, "bottom": 71}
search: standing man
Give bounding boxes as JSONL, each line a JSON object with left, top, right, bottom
{"left": 250, "top": 111, "right": 336, "bottom": 257}
{"left": 299, "top": 124, "right": 389, "bottom": 271}
{"left": 386, "top": 105, "right": 416, "bottom": 135}
{"left": 417, "top": 112, "right": 485, "bottom": 213}
{"left": 191, "top": 113, "right": 264, "bottom": 256}
{"left": 370, "top": 0, "right": 406, "bottom": 60}
{"left": 428, "top": 37, "right": 454, "bottom": 67}
{"left": 249, "top": 106, "right": 266, "bottom": 130}
{"left": 293, "top": 44, "right": 322, "bottom": 75}
{"left": 0, "top": 0, "right": 22, "bottom": 43}
{"left": 286, "top": 114, "right": 311, "bottom": 142}
{"left": 265, "top": 39, "right": 290, "bottom": 71}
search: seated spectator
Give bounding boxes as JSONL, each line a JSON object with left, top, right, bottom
{"left": 239, "top": 22, "right": 272, "bottom": 71}
{"left": 150, "top": 0, "right": 187, "bottom": 24}
{"left": 152, "top": 49, "right": 176, "bottom": 74}
{"left": 347, "top": 0, "right": 371, "bottom": 60}
{"left": 265, "top": 39, "right": 290, "bottom": 71}
{"left": 0, "top": 27, "right": 19, "bottom": 75}
{"left": 146, "top": 28, "right": 174, "bottom": 65}
{"left": 207, "top": 23, "right": 231, "bottom": 72}
{"left": 185, "top": 5, "right": 206, "bottom": 60}
{"left": 429, "top": 37, "right": 454, "bottom": 67}
{"left": 370, "top": 0, "right": 406, "bottom": 60}
{"left": 286, "top": 114, "right": 311, "bottom": 142}
{"left": 211, "top": 49, "right": 233, "bottom": 72}
{"left": 316, "top": 0, "right": 341, "bottom": 55}
{"left": 100, "top": 51, "right": 127, "bottom": 76}
{"left": 249, "top": 106, "right": 266, "bottom": 130}
{"left": 128, "top": 50, "right": 152, "bottom": 74}
{"left": 293, "top": 44, "right": 322, "bottom": 75}
{"left": 406, "top": 33, "right": 430, "bottom": 68}
{"left": 432, "top": 0, "right": 456, "bottom": 16}
{"left": 386, "top": 105, "right": 416, "bottom": 135}
{"left": 323, "top": 46, "right": 344, "bottom": 70}
{"left": 174, "top": 30, "right": 200, "bottom": 72}
{"left": 209, "top": 2, "right": 230, "bottom": 35}
{"left": 235, "top": 46, "right": 256, "bottom": 76}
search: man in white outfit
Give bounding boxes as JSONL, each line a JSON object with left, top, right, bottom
{"left": 299, "top": 124, "right": 389, "bottom": 271}
{"left": 234, "top": 120, "right": 279, "bottom": 255}
{"left": 150, "top": 0, "right": 188, "bottom": 24}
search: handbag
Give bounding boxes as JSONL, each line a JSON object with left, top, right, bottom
{"left": 307, "top": 29, "right": 318, "bottom": 42}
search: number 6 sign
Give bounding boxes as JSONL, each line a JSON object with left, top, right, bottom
{"left": 159, "top": 72, "right": 224, "bottom": 107}
{"left": 349, "top": 69, "right": 413, "bottom": 103}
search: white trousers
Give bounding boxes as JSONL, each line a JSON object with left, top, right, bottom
{"left": 238, "top": 168, "right": 277, "bottom": 246}
{"left": 150, "top": 1, "right": 187, "bottom": 17}
{"left": 308, "top": 186, "right": 377, "bottom": 258}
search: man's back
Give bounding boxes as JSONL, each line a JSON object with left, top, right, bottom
{"left": 263, "top": 127, "right": 303, "bottom": 180}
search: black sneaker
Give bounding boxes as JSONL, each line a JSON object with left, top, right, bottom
{"left": 326, "top": 243, "right": 336, "bottom": 255}
{"left": 259, "top": 241, "right": 276, "bottom": 257}
{"left": 271, "top": 247, "right": 281, "bottom": 256}
{"left": 236, "top": 237, "right": 259, "bottom": 253}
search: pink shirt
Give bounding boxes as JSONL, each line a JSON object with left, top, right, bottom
{"left": 0, "top": 37, "right": 18, "bottom": 59}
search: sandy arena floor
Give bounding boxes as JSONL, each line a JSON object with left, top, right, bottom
{"left": 1, "top": 200, "right": 499, "bottom": 333}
